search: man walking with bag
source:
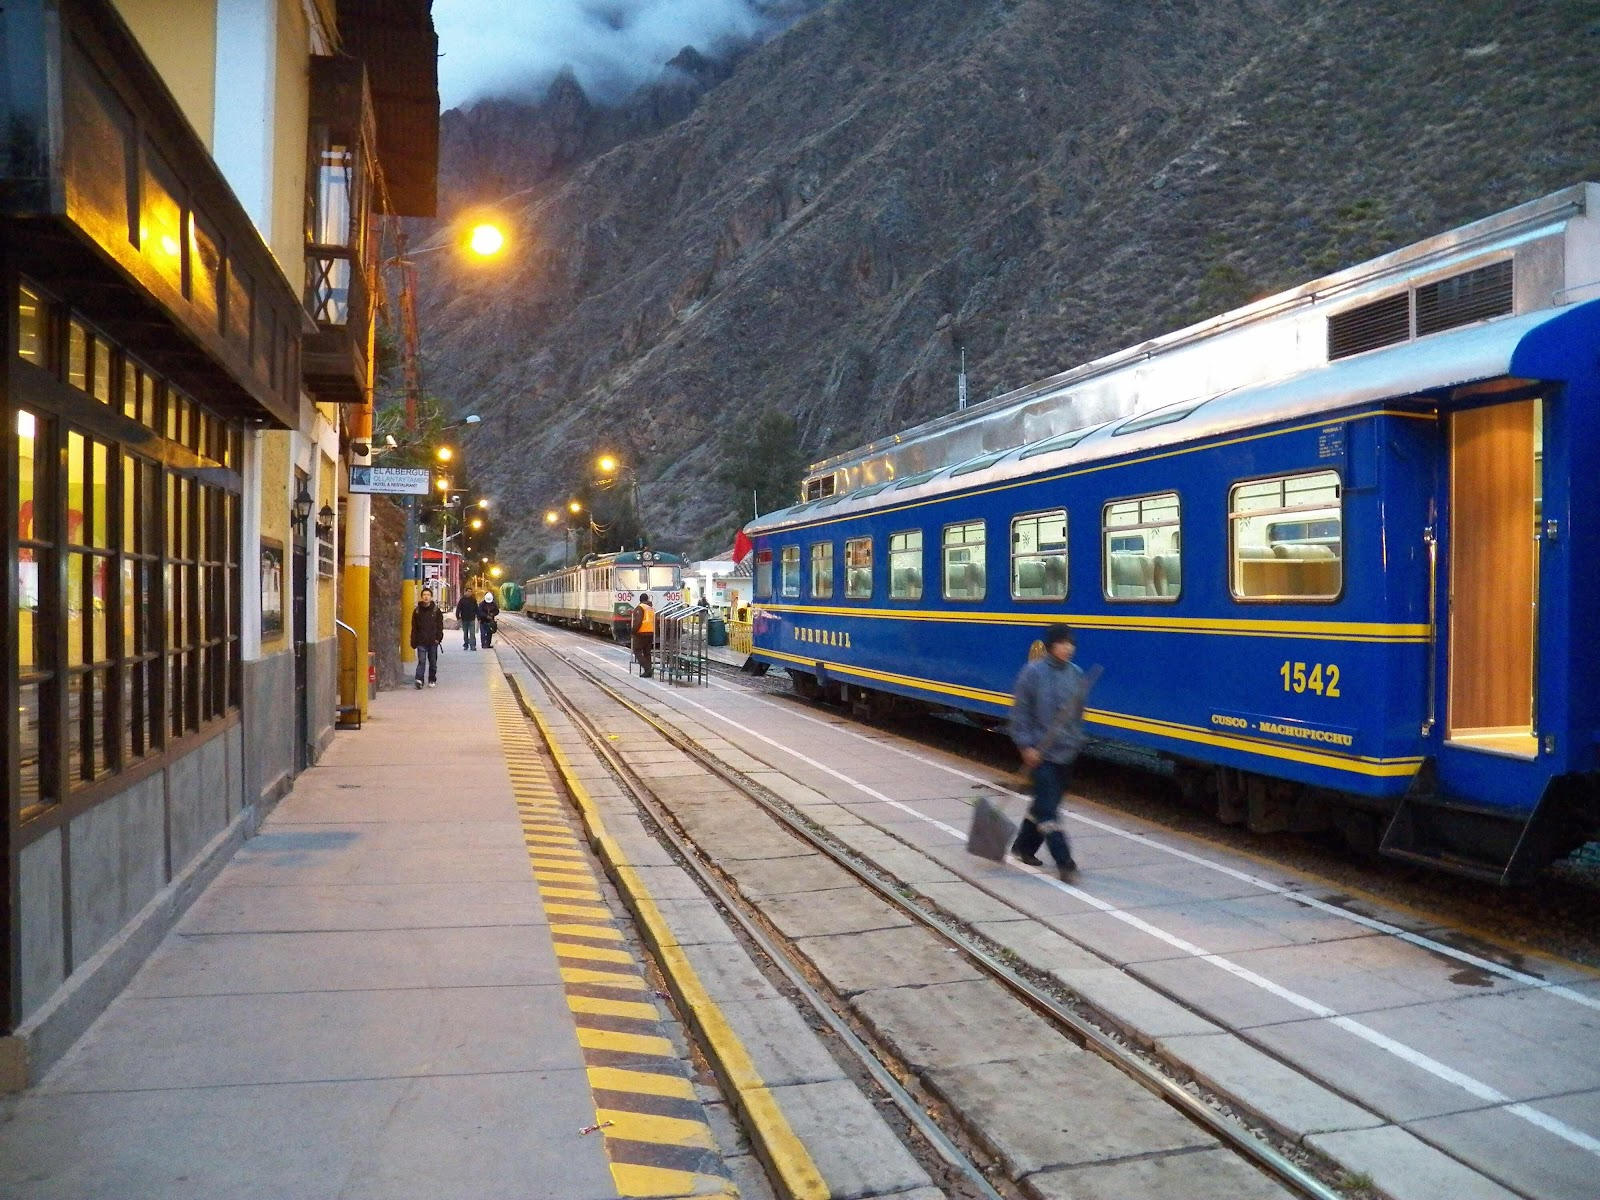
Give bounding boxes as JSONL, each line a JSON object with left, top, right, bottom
{"left": 1008, "top": 624, "right": 1096, "bottom": 879}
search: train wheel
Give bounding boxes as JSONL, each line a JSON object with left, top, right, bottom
{"left": 789, "top": 670, "right": 820, "bottom": 701}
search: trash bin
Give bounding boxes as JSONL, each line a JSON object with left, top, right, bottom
{"left": 706, "top": 617, "right": 728, "bottom": 647}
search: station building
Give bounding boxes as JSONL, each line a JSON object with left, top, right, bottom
{"left": 0, "top": 0, "right": 438, "bottom": 1085}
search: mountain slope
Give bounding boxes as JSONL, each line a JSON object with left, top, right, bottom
{"left": 415, "top": 0, "right": 1600, "bottom": 570}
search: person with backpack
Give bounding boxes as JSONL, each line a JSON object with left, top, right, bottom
{"left": 410, "top": 588, "right": 445, "bottom": 688}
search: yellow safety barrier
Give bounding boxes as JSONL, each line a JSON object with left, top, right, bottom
{"left": 728, "top": 620, "right": 753, "bottom": 654}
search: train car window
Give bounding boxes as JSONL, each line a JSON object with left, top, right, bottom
{"left": 811, "top": 542, "right": 835, "bottom": 599}
{"left": 781, "top": 545, "right": 801, "bottom": 597}
{"left": 845, "top": 537, "right": 873, "bottom": 598}
{"left": 754, "top": 549, "right": 773, "bottom": 598}
{"left": 648, "top": 566, "right": 676, "bottom": 589}
{"left": 892, "top": 470, "right": 940, "bottom": 490}
{"left": 1011, "top": 510, "right": 1067, "bottom": 600}
{"left": 1230, "top": 471, "right": 1342, "bottom": 602}
{"left": 949, "top": 450, "right": 1010, "bottom": 478}
{"left": 1019, "top": 422, "right": 1108, "bottom": 460}
{"left": 942, "top": 522, "right": 986, "bottom": 601}
{"left": 1103, "top": 493, "right": 1181, "bottom": 601}
{"left": 889, "top": 530, "right": 923, "bottom": 600}
{"left": 853, "top": 482, "right": 893, "bottom": 498}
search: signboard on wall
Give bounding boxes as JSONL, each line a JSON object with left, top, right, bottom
{"left": 260, "top": 538, "right": 285, "bottom": 637}
{"left": 349, "top": 466, "right": 431, "bottom": 495}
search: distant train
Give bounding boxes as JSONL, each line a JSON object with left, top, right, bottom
{"left": 744, "top": 183, "right": 1600, "bottom": 883}
{"left": 523, "top": 550, "right": 686, "bottom": 642}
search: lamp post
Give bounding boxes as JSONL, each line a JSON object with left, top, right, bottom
{"left": 595, "top": 453, "right": 644, "bottom": 548}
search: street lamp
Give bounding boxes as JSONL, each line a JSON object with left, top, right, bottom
{"left": 594, "top": 453, "right": 644, "bottom": 547}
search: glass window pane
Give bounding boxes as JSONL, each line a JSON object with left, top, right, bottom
{"left": 89, "top": 556, "right": 109, "bottom": 664}
{"left": 17, "top": 548, "right": 47, "bottom": 671}
{"left": 1012, "top": 510, "right": 1068, "bottom": 601}
{"left": 68, "top": 672, "right": 86, "bottom": 784}
{"left": 18, "top": 683, "right": 46, "bottom": 808}
{"left": 18, "top": 283, "right": 46, "bottom": 365}
{"left": 67, "top": 430, "right": 85, "bottom": 545}
{"left": 1230, "top": 471, "right": 1342, "bottom": 601}
{"left": 91, "top": 336, "right": 112, "bottom": 403}
{"left": 942, "top": 522, "right": 985, "bottom": 601}
{"left": 18, "top": 408, "right": 46, "bottom": 542}
{"left": 754, "top": 549, "right": 772, "bottom": 598}
{"left": 123, "top": 663, "right": 145, "bottom": 762}
{"left": 68, "top": 320, "right": 88, "bottom": 391}
{"left": 780, "top": 546, "right": 800, "bottom": 598}
{"left": 141, "top": 373, "right": 158, "bottom": 430}
{"left": 889, "top": 530, "right": 923, "bottom": 600}
{"left": 123, "top": 364, "right": 139, "bottom": 419}
{"left": 845, "top": 537, "right": 872, "bottom": 599}
{"left": 810, "top": 543, "right": 833, "bottom": 599}
{"left": 91, "top": 439, "right": 109, "bottom": 547}
{"left": 1103, "top": 493, "right": 1181, "bottom": 601}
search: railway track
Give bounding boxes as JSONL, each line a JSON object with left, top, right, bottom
{"left": 501, "top": 621, "right": 1354, "bottom": 1200}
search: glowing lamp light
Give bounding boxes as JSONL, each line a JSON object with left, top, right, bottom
{"left": 468, "top": 223, "right": 505, "bottom": 257}
{"left": 545, "top": 510, "right": 559, "bottom": 525}
{"left": 568, "top": 500, "right": 582, "bottom": 515}
{"left": 435, "top": 478, "right": 448, "bottom": 492}
{"left": 597, "top": 454, "right": 618, "bottom": 475}
{"left": 435, "top": 446, "right": 453, "bottom": 461}
{"left": 470, "top": 518, "right": 483, "bottom": 530}
{"left": 489, "top": 566, "right": 503, "bottom": 579}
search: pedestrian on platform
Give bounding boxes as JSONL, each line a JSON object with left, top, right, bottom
{"left": 411, "top": 587, "right": 445, "bottom": 689}
{"left": 631, "top": 593, "right": 656, "bottom": 678}
{"left": 1007, "top": 623, "right": 1095, "bottom": 879}
{"left": 479, "top": 589, "right": 500, "bottom": 649}
{"left": 455, "top": 589, "right": 479, "bottom": 651}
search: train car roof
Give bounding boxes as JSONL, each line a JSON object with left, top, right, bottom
{"left": 748, "top": 297, "right": 1600, "bottom": 535}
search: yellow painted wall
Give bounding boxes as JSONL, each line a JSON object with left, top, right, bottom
{"left": 258, "top": 431, "right": 291, "bottom": 656}
{"left": 111, "top": 0, "right": 218, "bottom": 149}
{"left": 318, "top": 452, "right": 336, "bottom": 639}
{"left": 270, "top": 0, "right": 310, "bottom": 280}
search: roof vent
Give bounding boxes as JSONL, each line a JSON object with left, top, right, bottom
{"left": 1328, "top": 293, "right": 1410, "bottom": 360}
{"left": 1415, "top": 260, "right": 1513, "bottom": 336}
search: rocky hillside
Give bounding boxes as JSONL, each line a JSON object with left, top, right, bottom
{"left": 413, "top": 0, "right": 1600, "bottom": 572}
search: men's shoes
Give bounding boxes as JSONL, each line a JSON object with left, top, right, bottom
{"left": 1014, "top": 852, "right": 1044, "bottom": 867}
{"left": 1058, "top": 859, "right": 1079, "bottom": 881}
{"left": 428, "top": 681, "right": 437, "bottom": 688}
{"left": 414, "top": 679, "right": 423, "bottom": 689}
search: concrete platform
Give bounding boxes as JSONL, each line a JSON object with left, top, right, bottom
{"left": 0, "top": 653, "right": 750, "bottom": 1200}
{"left": 517, "top": 617, "right": 1600, "bottom": 1200}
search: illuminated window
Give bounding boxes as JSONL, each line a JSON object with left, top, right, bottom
{"left": 942, "top": 522, "right": 986, "bottom": 601}
{"left": 1011, "top": 510, "right": 1067, "bottom": 600}
{"left": 780, "top": 545, "right": 801, "bottom": 598}
{"left": 889, "top": 530, "right": 923, "bottom": 600}
{"left": 845, "top": 537, "right": 872, "bottom": 599}
{"left": 810, "top": 542, "right": 834, "bottom": 599}
{"left": 1103, "top": 493, "right": 1181, "bottom": 601}
{"left": 1230, "top": 472, "right": 1342, "bottom": 601}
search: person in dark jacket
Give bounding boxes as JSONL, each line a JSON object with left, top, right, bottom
{"left": 411, "top": 587, "right": 445, "bottom": 688}
{"left": 455, "top": 590, "right": 480, "bottom": 650}
{"left": 1007, "top": 624, "right": 1092, "bottom": 878}
{"left": 478, "top": 590, "right": 500, "bottom": 648}
{"left": 630, "top": 593, "right": 655, "bottom": 677}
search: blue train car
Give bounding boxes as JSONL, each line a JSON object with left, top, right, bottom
{"left": 746, "top": 185, "right": 1600, "bottom": 882}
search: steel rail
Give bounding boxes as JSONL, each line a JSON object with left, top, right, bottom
{"left": 506, "top": 623, "right": 1347, "bottom": 1200}
{"left": 502, "top": 630, "right": 1008, "bottom": 1200}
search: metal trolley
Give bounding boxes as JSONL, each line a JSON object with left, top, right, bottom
{"left": 653, "top": 601, "right": 707, "bottom": 686}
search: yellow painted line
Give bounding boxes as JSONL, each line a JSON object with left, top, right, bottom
{"left": 608, "top": 1163, "right": 736, "bottom": 1199}
{"left": 546, "top": 902, "right": 615, "bottom": 920}
{"left": 541, "top": 885, "right": 605, "bottom": 902}
{"left": 533, "top": 857, "right": 595, "bottom": 872}
{"left": 527, "top": 837, "right": 584, "bottom": 851}
{"left": 551, "top": 922, "right": 625, "bottom": 941}
{"left": 588, "top": 1066, "right": 698, "bottom": 1100}
{"left": 535, "top": 872, "right": 597, "bottom": 888}
{"left": 555, "top": 941, "right": 634, "bottom": 964}
{"left": 561, "top": 966, "right": 648, "bottom": 990}
{"left": 568, "top": 994, "right": 661, "bottom": 1021}
{"left": 514, "top": 682, "right": 829, "bottom": 1200}
{"left": 524, "top": 843, "right": 583, "bottom": 858}
{"left": 597, "top": 1107, "right": 717, "bottom": 1150}
{"left": 575, "top": 1026, "right": 676, "bottom": 1057}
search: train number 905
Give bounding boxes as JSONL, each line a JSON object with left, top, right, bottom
{"left": 1279, "top": 661, "right": 1341, "bottom": 697}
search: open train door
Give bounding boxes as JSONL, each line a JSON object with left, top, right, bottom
{"left": 1384, "top": 393, "right": 1551, "bottom": 880}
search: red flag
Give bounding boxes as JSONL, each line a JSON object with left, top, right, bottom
{"left": 733, "top": 528, "right": 754, "bottom": 563}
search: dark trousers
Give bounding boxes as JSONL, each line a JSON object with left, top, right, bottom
{"left": 481, "top": 618, "right": 495, "bottom": 648}
{"left": 632, "top": 631, "right": 653, "bottom": 676}
{"left": 1013, "top": 759, "right": 1074, "bottom": 866}
{"left": 461, "top": 617, "right": 477, "bottom": 649}
{"left": 413, "top": 642, "right": 438, "bottom": 684}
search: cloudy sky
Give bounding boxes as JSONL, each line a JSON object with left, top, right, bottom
{"left": 434, "top": 0, "right": 784, "bottom": 108}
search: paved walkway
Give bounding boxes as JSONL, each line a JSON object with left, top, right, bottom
{"left": 0, "top": 648, "right": 709, "bottom": 1199}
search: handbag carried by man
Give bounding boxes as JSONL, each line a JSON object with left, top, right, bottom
{"left": 966, "top": 791, "right": 1018, "bottom": 862}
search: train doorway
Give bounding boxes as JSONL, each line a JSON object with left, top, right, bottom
{"left": 1445, "top": 398, "right": 1542, "bottom": 757}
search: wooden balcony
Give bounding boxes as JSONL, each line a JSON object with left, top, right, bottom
{"left": 0, "top": 0, "right": 305, "bottom": 429}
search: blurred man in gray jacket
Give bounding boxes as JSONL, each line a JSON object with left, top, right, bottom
{"left": 1007, "top": 624, "right": 1091, "bottom": 878}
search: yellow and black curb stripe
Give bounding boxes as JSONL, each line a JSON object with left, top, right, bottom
{"left": 500, "top": 667, "right": 831, "bottom": 1200}
{"left": 488, "top": 673, "right": 736, "bottom": 1199}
